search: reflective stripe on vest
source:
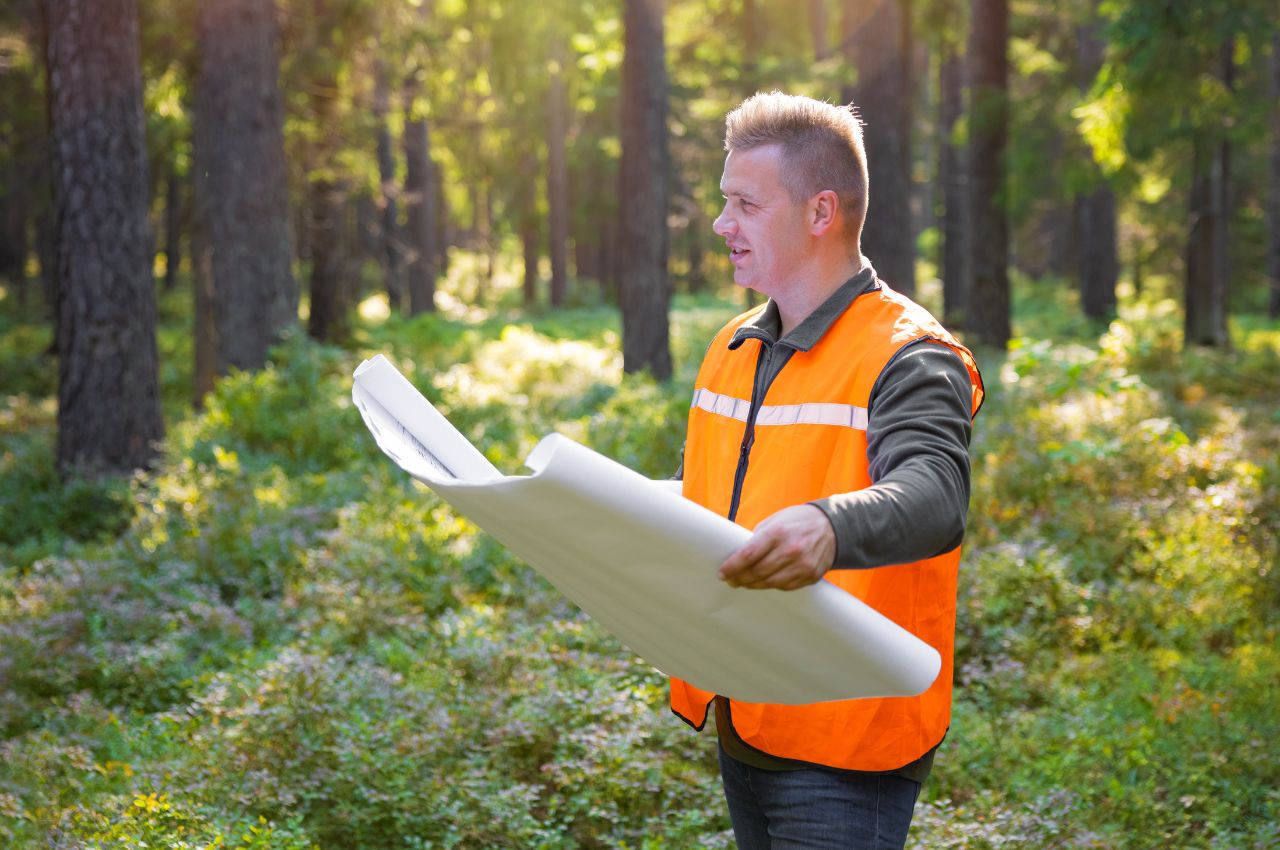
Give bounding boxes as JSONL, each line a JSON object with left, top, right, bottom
{"left": 670, "top": 283, "right": 984, "bottom": 773}
{"left": 690, "top": 388, "right": 870, "bottom": 430}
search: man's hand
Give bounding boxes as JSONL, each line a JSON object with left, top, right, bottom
{"left": 718, "top": 505, "right": 836, "bottom": 590}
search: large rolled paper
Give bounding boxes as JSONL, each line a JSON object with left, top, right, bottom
{"left": 353, "top": 355, "right": 941, "bottom": 704}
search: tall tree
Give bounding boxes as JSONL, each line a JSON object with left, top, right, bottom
{"left": 1, "top": 0, "right": 52, "bottom": 312}
{"left": 374, "top": 55, "right": 404, "bottom": 311}
{"left": 741, "top": 0, "right": 763, "bottom": 95}
{"left": 306, "top": 71, "right": 348, "bottom": 343}
{"left": 1268, "top": 31, "right": 1279, "bottom": 320}
{"left": 965, "top": 0, "right": 1011, "bottom": 347}
{"left": 44, "top": 0, "right": 162, "bottom": 473}
{"left": 1074, "top": 14, "right": 1118, "bottom": 320}
{"left": 403, "top": 1, "right": 438, "bottom": 315}
{"left": 305, "top": 0, "right": 349, "bottom": 344}
{"left": 1184, "top": 41, "right": 1233, "bottom": 348}
{"left": 546, "top": 37, "right": 571, "bottom": 308}
{"left": 160, "top": 161, "right": 182, "bottom": 291}
{"left": 936, "top": 1, "right": 966, "bottom": 325}
{"left": 191, "top": 180, "right": 215, "bottom": 406}
{"left": 518, "top": 150, "right": 540, "bottom": 307}
{"left": 843, "top": 0, "right": 915, "bottom": 295}
{"left": 618, "top": 0, "right": 672, "bottom": 379}
{"left": 194, "top": 0, "right": 295, "bottom": 375}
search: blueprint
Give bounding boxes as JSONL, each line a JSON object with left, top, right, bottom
{"left": 353, "top": 354, "right": 941, "bottom": 704}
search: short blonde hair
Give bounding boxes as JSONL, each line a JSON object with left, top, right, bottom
{"left": 725, "top": 91, "right": 868, "bottom": 238}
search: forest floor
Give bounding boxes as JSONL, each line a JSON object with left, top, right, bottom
{"left": 1, "top": 265, "right": 1278, "bottom": 849}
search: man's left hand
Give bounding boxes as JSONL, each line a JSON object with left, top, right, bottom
{"left": 718, "top": 505, "right": 836, "bottom": 590}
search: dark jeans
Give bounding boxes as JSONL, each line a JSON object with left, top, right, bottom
{"left": 718, "top": 744, "right": 921, "bottom": 850}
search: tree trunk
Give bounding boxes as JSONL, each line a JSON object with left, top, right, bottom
{"left": 1077, "top": 187, "right": 1117, "bottom": 320}
{"left": 687, "top": 215, "right": 706, "bottom": 293}
{"left": 965, "top": 0, "right": 1010, "bottom": 348}
{"left": 191, "top": 178, "right": 216, "bottom": 406}
{"left": 435, "top": 158, "right": 450, "bottom": 281}
{"left": 547, "top": 52, "right": 571, "bottom": 308}
{"left": 809, "top": 0, "right": 830, "bottom": 61}
{"left": 404, "top": 102, "right": 437, "bottom": 314}
{"left": 480, "top": 174, "right": 494, "bottom": 304}
{"left": 374, "top": 56, "right": 404, "bottom": 311}
{"left": 518, "top": 151, "right": 539, "bottom": 307}
{"left": 571, "top": 116, "right": 612, "bottom": 291}
{"left": 842, "top": 0, "right": 915, "bottom": 295}
{"left": 1184, "top": 44, "right": 1232, "bottom": 348}
{"left": 1185, "top": 138, "right": 1214, "bottom": 346}
{"left": 915, "top": 41, "right": 934, "bottom": 244}
{"left": 36, "top": 12, "right": 58, "bottom": 323}
{"left": 307, "top": 177, "right": 348, "bottom": 342}
{"left": 0, "top": 159, "right": 28, "bottom": 294}
{"left": 522, "top": 223, "right": 539, "bottom": 307}
{"left": 306, "top": 51, "right": 348, "bottom": 344}
{"left": 1269, "top": 31, "right": 1280, "bottom": 320}
{"left": 194, "top": 0, "right": 295, "bottom": 374}
{"left": 44, "top": 0, "right": 162, "bottom": 474}
{"left": 938, "top": 38, "right": 966, "bottom": 326}
{"left": 37, "top": 205, "right": 56, "bottom": 315}
{"left": 162, "top": 159, "right": 182, "bottom": 291}
{"left": 1075, "top": 16, "right": 1117, "bottom": 320}
{"left": 403, "top": 0, "right": 438, "bottom": 316}
{"left": 618, "top": 0, "right": 672, "bottom": 380}
{"left": 741, "top": 0, "right": 762, "bottom": 96}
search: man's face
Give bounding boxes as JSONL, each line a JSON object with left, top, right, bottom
{"left": 712, "top": 144, "right": 813, "bottom": 299}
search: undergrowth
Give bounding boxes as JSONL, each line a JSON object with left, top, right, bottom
{"left": 0, "top": 276, "right": 1276, "bottom": 848}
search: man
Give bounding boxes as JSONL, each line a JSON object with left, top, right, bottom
{"left": 670, "top": 92, "right": 984, "bottom": 849}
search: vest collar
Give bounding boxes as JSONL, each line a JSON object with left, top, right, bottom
{"left": 728, "top": 264, "right": 880, "bottom": 352}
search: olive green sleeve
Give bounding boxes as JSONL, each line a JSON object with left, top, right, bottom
{"left": 810, "top": 341, "right": 975, "bottom": 569}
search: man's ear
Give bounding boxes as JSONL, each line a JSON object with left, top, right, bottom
{"left": 809, "top": 190, "right": 840, "bottom": 236}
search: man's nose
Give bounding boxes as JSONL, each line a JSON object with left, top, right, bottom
{"left": 713, "top": 206, "right": 732, "bottom": 238}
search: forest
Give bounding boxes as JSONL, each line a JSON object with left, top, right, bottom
{"left": 1, "top": 0, "right": 1279, "bottom": 847}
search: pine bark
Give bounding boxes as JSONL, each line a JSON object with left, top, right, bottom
{"left": 0, "top": 159, "right": 28, "bottom": 293}
{"left": 194, "top": 0, "right": 296, "bottom": 374}
{"left": 547, "top": 58, "right": 571, "bottom": 308}
{"left": 161, "top": 161, "right": 182, "bottom": 291}
{"left": 618, "top": 0, "right": 672, "bottom": 380}
{"left": 1075, "top": 17, "right": 1117, "bottom": 320}
{"left": 374, "top": 57, "right": 404, "bottom": 311}
{"left": 939, "top": 39, "right": 966, "bottom": 326}
{"left": 403, "top": 2, "right": 438, "bottom": 316}
{"left": 44, "top": 0, "right": 162, "bottom": 474}
{"left": 965, "top": 0, "right": 1010, "bottom": 348}
{"left": 306, "top": 59, "right": 348, "bottom": 343}
{"left": 741, "top": 0, "right": 762, "bottom": 95}
{"left": 191, "top": 180, "right": 217, "bottom": 406}
{"left": 1184, "top": 43, "right": 1232, "bottom": 348}
{"left": 1268, "top": 32, "right": 1279, "bottom": 320}
{"left": 1185, "top": 139, "right": 1214, "bottom": 345}
{"left": 1077, "top": 187, "right": 1118, "bottom": 319}
{"left": 403, "top": 108, "right": 438, "bottom": 314}
{"left": 843, "top": 0, "right": 915, "bottom": 295}
{"left": 307, "top": 176, "right": 348, "bottom": 341}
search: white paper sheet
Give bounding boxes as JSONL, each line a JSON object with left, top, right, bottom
{"left": 353, "top": 354, "right": 941, "bottom": 705}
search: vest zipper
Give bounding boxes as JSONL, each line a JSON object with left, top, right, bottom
{"left": 726, "top": 339, "right": 785, "bottom": 523}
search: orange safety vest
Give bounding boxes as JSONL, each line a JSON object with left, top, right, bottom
{"left": 670, "top": 283, "right": 984, "bottom": 772}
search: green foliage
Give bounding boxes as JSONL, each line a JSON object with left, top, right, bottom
{"left": 0, "top": 398, "right": 136, "bottom": 566}
{"left": 3, "top": 279, "right": 1279, "bottom": 848}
